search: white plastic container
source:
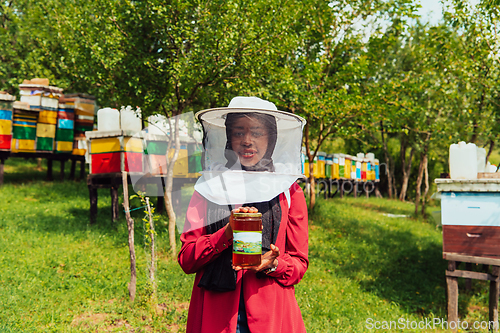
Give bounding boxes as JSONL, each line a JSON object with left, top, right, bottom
{"left": 120, "top": 106, "right": 142, "bottom": 133}
{"left": 97, "top": 107, "right": 120, "bottom": 132}
{"left": 477, "top": 147, "right": 486, "bottom": 172}
{"left": 357, "top": 153, "right": 365, "bottom": 159}
{"left": 147, "top": 114, "right": 169, "bottom": 135}
{"left": 366, "top": 152, "right": 375, "bottom": 161}
{"left": 449, "top": 141, "right": 478, "bottom": 179}
{"left": 486, "top": 162, "right": 497, "bottom": 173}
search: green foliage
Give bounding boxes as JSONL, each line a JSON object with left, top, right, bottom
{"left": 0, "top": 1, "right": 68, "bottom": 93}
{"left": 3, "top": 0, "right": 500, "bottom": 204}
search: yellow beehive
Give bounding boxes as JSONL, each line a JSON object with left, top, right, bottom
{"left": 72, "top": 148, "right": 86, "bottom": 156}
{"left": 344, "top": 155, "right": 352, "bottom": 179}
{"left": 11, "top": 139, "right": 36, "bottom": 152}
{"left": 89, "top": 137, "right": 121, "bottom": 154}
{"left": 123, "top": 137, "right": 143, "bottom": 153}
{"left": 0, "top": 119, "right": 12, "bottom": 135}
{"left": 36, "top": 123, "right": 56, "bottom": 138}
{"left": 332, "top": 154, "right": 340, "bottom": 179}
{"left": 168, "top": 148, "right": 189, "bottom": 177}
{"left": 38, "top": 110, "right": 57, "bottom": 124}
{"left": 56, "top": 141, "right": 73, "bottom": 151}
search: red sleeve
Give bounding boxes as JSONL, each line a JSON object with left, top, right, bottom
{"left": 177, "top": 191, "right": 233, "bottom": 274}
{"left": 267, "top": 182, "right": 309, "bottom": 286}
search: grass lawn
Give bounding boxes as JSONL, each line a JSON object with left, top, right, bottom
{"left": 0, "top": 158, "right": 494, "bottom": 332}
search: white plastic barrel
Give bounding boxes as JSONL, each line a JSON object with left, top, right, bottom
{"left": 449, "top": 141, "right": 478, "bottom": 179}
{"left": 477, "top": 147, "right": 486, "bottom": 172}
{"left": 97, "top": 108, "right": 120, "bottom": 132}
{"left": 486, "top": 162, "right": 498, "bottom": 173}
{"left": 147, "top": 115, "right": 169, "bottom": 136}
{"left": 120, "top": 106, "right": 142, "bottom": 132}
{"left": 366, "top": 152, "right": 375, "bottom": 161}
{"left": 357, "top": 153, "right": 365, "bottom": 159}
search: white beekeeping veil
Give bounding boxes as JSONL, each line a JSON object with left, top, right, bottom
{"left": 194, "top": 96, "right": 306, "bottom": 205}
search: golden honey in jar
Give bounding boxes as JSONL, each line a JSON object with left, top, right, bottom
{"left": 232, "top": 212, "right": 262, "bottom": 267}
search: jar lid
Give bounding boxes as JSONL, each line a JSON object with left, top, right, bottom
{"left": 233, "top": 212, "right": 262, "bottom": 218}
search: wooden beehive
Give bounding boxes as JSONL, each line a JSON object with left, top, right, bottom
{"left": 437, "top": 178, "right": 500, "bottom": 259}
{"left": 86, "top": 130, "right": 144, "bottom": 174}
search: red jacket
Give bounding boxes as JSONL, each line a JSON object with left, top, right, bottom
{"left": 178, "top": 182, "right": 309, "bottom": 333}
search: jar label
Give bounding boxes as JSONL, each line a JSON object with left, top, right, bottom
{"left": 233, "top": 231, "right": 262, "bottom": 255}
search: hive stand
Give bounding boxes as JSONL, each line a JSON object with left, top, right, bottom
{"left": 0, "top": 151, "right": 85, "bottom": 185}
{"left": 87, "top": 172, "right": 197, "bottom": 224}
{"left": 437, "top": 178, "right": 500, "bottom": 332}
{"left": 444, "top": 253, "right": 500, "bottom": 332}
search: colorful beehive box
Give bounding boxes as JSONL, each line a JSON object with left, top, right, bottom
{"left": 0, "top": 93, "right": 16, "bottom": 150}
{"left": 169, "top": 146, "right": 189, "bottom": 177}
{"left": 55, "top": 99, "right": 75, "bottom": 154}
{"left": 41, "top": 87, "right": 63, "bottom": 112}
{"left": 36, "top": 123, "right": 56, "bottom": 151}
{"left": 36, "top": 86, "right": 63, "bottom": 152}
{"left": 325, "top": 154, "right": 333, "bottom": 179}
{"left": 64, "top": 94, "right": 96, "bottom": 156}
{"left": 143, "top": 134, "right": 196, "bottom": 177}
{"left": 86, "top": 130, "right": 144, "bottom": 174}
{"left": 351, "top": 158, "right": 356, "bottom": 180}
{"left": 338, "top": 154, "right": 346, "bottom": 179}
{"left": 144, "top": 134, "right": 168, "bottom": 176}
{"left": 12, "top": 101, "right": 37, "bottom": 152}
{"left": 303, "top": 154, "right": 309, "bottom": 178}
{"left": 332, "top": 154, "right": 340, "bottom": 179}
{"left": 437, "top": 179, "right": 500, "bottom": 259}
{"left": 187, "top": 142, "right": 203, "bottom": 178}
{"left": 72, "top": 138, "right": 87, "bottom": 156}
{"left": 12, "top": 139, "right": 36, "bottom": 152}
{"left": 344, "top": 155, "right": 352, "bottom": 179}
{"left": 19, "top": 84, "right": 45, "bottom": 112}
{"left": 317, "top": 152, "right": 326, "bottom": 179}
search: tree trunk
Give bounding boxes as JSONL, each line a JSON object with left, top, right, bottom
{"left": 414, "top": 152, "right": 426, "bottom": 216}
{"left": 380, "top": 121, "right": 394, "bottom": 199}
{"left": 421, "top": 156, "right": 429, "bottom": 216}
{"left": 146, "top": 197, "right": 156, "bottom": 295}
{"left": 122, "top": 172, "right": 136, "bottom": 302}
{"left": 486, "top": 139, "right": 495, "bottom": 164}
{"left": 399, "top": 145, "right": 414, "bottom": 202}
{"left": 164, "top": 115, "right": 180, "bottom": 258}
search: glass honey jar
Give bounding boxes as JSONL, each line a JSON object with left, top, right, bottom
{"left": 232, "top": 211, "right": 262, "bottom": 267}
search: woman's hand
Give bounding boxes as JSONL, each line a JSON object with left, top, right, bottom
{"left": 224, "top": 214, "right": 234, "bottom": 240}
{"left": 233, "top": 244, "right": 280, "bottom": 273}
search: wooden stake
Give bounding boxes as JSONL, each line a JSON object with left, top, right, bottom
{"left": 489, "top": 266, "right": 500, "bottom": 332}
{"left": 122, "top": 171, "right": 137, "bottom": 302}
{"left": 446, "top": 261, "right": 459, "bottom": 331}
{"left": 146, "top": 197, "right": 156, "bottom": 293}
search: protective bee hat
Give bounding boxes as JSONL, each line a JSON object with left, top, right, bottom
{"left": 194, "top": 96, "right": 306, "bottom": 205}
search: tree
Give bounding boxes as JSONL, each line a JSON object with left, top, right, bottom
{"left": 0, "top": 1, "right": 70, "bottom": 92}
{"left": 266, "top": 0, "right": 418, "bottom": 210}
{"left": 43, "top": 0, "right": 300, "bottom": 254}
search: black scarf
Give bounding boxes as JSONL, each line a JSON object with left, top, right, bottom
{"left": 197, "top": 196, "right": 282, "bottom": 292}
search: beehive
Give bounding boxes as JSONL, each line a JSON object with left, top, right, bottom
{"left": 437, "top": 179, "right": 500, "bottom": 259}
{"left": 86, "top": 130, "right": 144, "bottom": 174}
{"left": 12, "top": 101, "right": 37, "bottom": 152}
{"left": 0, "top": 93, "right": 15, "bottom": 150}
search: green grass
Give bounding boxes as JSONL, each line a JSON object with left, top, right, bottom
{"left": 0, "top": 158, "right": 494, "bottom": 332}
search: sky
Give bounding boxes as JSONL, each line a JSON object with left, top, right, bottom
{"left": 416, "top": 0, "right": 444, "bottom": 25}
